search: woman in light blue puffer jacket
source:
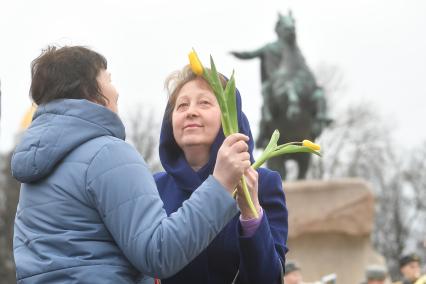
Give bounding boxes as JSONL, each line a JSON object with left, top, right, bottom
{"left": 11, "top": 46, "right": 251, "bottom": 283}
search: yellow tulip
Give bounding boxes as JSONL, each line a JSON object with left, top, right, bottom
{"left": 188, "top": 49, "right": 204, "bottom": 76}
{"left": 302, "top": 139, "right": 321, "bottom": 151}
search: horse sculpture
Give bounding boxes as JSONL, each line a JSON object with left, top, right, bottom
{"left": 231, "top": 11, "right": 331, "bottom": 179}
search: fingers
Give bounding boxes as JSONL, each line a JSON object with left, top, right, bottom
{"left": 235, "top": 169, "right": 260, "bottom": 219}
{"left": 241, "top": 169, "right": 257, "bottom": 190}
{"left": 242, "top": 168, "right": 258, "bottom": 182}
{"left": 239, "top": 152, "right": 250, "bottom": 163}
{"left": 245, "top": 167, "right": 258, "bottom": 178}
{"left": 230, "top": 155, "right": 251, "bottom": 175}
{"left": 223, "top": 133, "right": 249, "bottom": 147}
{"left": 231, "top": 140, "right": 249, "bottom": 153}
{"left": 213, "top": 133, "right": 251, "bottom": 193}
{"left": 240, "top": 156, "right": 251, "bottom": 170}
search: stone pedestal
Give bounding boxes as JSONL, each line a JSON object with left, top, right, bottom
{"left": 283, "top": 178, "right": 385, "bottom": 284}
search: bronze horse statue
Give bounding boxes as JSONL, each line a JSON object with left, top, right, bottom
{"left": 232, "top": 11, "right": 331, "bottom": 179}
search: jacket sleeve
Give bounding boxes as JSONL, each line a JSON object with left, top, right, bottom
{"left": 236, "top": 168, "right": 288, "bottom": 284}
{"left": 85, "top": 140, "right": 238, "bottom": 278}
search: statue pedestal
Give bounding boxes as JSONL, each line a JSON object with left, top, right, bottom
{"left": 283, "top": 178, "right": 385, "bottom": 284}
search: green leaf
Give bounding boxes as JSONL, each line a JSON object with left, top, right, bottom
{"left": 252, "top": 130, "right": 281, "bottom": 169}
{"left": 209, "top": 56, "right": 224, "bottom": 99}
{"left": 224, "top": 71, "right": 238, "bottom": 133}
{"left": 221, "top": 113, "right": 231, "bottom": 137}
{"left": 203, "top": 65, "right": 230, "bottom": 136}
{"left": 252, "top": 155, "right": 268, "bottom": 170}
{"left": 204, "top": 69, "right": 222, "bottom": 102}
{"left": 206, "top": 55, "right": 234, "bottom": 137}
{"left": 264, "top": 130, "right": 280, "bottom": 153}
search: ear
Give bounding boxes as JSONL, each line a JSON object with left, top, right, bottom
{"left": 278, "top": 11, "right": 283, "bottom": 19}
{"left": 288, "top": 9, "right": 293, "bottom": 17}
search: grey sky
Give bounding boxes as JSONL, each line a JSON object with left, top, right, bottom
{"left": 1, "top": 0, "right": 426, "bottom": 153}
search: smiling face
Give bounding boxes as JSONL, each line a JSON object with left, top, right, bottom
{"left": 172, "top": 78, "right": 222, "bottom": 153}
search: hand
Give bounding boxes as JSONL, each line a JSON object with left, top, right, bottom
{"left": 236, "top": 168, "right": 261, "bottom": 219}
{"left": 213, "top": 133, "right": 251, "bottom": 194}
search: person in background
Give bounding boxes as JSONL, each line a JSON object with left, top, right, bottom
{"left": 11, "top": 46, "right": 251, "bottom": 283}
{"left": 154, "top": 65, "right": 288, "bottom": 283}
{"left": 284, "top": 261, "right": 303, "bottom": 284}
{"left": 395, "top": 254, "right": 426, "bottom": 284}
{"left": 283, "top": 261, "right": 338, "bottom": 284}
{"left": 361, "top": 265, "right": 388, "bottom": 284}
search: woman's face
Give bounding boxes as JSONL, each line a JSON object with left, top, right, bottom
{"left": 172, "top": 78, "right": 222, "bottom": 152}
{"left": 97, "top": 69, "right": 119, "bottom": 113}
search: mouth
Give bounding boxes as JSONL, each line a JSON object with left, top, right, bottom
{"left": 184, "top": 124, "right": 202, "bottom": 130}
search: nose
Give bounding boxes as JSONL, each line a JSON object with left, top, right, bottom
{"left": 186, "top": 103, "right": 199, "bottom": 118}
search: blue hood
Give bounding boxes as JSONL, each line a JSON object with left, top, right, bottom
{"left": 159, "top": 86, "right": 255, "bottom": 192}
{"left": 11, "top": 99, "right": 125, "bottom": 183}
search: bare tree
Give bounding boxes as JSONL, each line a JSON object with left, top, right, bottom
{"left": 314, "top": 63, "right": 347, "bottom": 109}
{"left": 0, "top": 80, "right": 2, "bottom": 126}
{"left": 124, "top": 104, "right": 162, "bottom": 173}
{"left": 401, "top": 143, "right": 426, "bottom": 262}
{"left": 0, "top": 152, "right": 19, "bottom": 283}
{"left": 308, "top": 102, "right": 394, "bottom": 181}
{"left": 307, "top": 100, "right": 426, "bottom": 280}
{"left": 309, "top": 65, "right": 426, "bottom": 280}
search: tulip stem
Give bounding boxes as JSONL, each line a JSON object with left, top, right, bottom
{"left": 240, "top": 176, "right": 259, "bottom": 218}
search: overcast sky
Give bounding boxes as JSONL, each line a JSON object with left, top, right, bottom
{"left": 1, "top": 0, "right": 426, "bottom": 153}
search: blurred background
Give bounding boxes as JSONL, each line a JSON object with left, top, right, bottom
{"left": 1, "top": 0, "right": 425, "bottom": 283}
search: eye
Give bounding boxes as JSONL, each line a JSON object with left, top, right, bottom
{"left": 200, "top": 100, "right": 211, "bottom": 106}
{"left": 176, "top": 102, "right": 189, "bottom": 110}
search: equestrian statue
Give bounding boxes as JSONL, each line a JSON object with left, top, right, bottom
{"left": 231, "top": 11, "right": 331, "bottom": 179}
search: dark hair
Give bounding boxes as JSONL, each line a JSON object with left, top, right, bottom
{"left": 30, "top": 46, "right": 108, "bottom": 105}
{"left": 399, "top": 253, "right": 421, "bottom": 268}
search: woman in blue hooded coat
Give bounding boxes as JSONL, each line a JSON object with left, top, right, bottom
{"left": 155, "top": 66, "right": 288, "bottom": 284}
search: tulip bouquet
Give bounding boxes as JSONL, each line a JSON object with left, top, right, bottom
{"left": 188, "top": 49, "right": 321, "bottom": 218}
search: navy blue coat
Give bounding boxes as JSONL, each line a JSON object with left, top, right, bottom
{"left": 155, "top": 87, "right": 288, "bottom": 283}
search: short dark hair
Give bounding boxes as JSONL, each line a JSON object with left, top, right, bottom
{"left": 399, "top": 253, "right": 421, "bottom": 268}
{"left": 30, "top": 46, "right": 108, "bottom": 105}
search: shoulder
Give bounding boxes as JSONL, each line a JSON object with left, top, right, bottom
{"left": 415, "top": 275, "right": 426, "bottom": 284}
{"left": 257, "top": 167, "right": 283, "bottom": 189}
{"left": 256, "top": 167, "right": 285, "bottom": 203}
{"left": 264, "top": 42, "right": 280, "bottom": 51}
{"left": 85, "top": 137, "right": 148, "bottom": 181}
